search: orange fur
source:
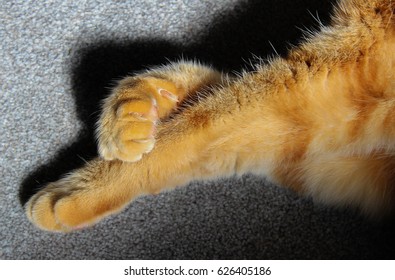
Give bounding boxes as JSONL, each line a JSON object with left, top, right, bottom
{"left": 26, "top": 0, "right": 395, "bottom": 231}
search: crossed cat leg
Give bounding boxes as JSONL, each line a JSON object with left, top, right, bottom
{"left": 26, "top": 62, "right": 229, "bottom": 231}
{"left": 25, "top": 0, "right": 395, "bottom": 232}
{"left": 26, "top": 49, "right": 395, "bottom": 232}
{"left": 26, "top": 59, "right": 395, "bottom": 231}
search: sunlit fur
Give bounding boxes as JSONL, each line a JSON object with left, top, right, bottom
{"left": 26, "top": 0, "right": 395, "bottom": 232}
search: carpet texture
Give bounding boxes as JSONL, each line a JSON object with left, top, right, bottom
{"left": 1, "top": 0, "right": 395, "bottom": 259}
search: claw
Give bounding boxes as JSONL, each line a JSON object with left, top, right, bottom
{"left": 158, "top": 88, "right": 179, "bottom": 102}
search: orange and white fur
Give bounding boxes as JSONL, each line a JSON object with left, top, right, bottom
{"left": 27, "top": 0, "right": 395, "bottom": 231}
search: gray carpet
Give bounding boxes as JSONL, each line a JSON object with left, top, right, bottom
{"left": 2, "top": 0, "right": 395, "bottom": 259}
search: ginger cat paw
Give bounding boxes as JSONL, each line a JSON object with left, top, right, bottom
{"left": 97, "top": 77, "right": 181, "bottom": 162}
{"left": 25, "top": 183, "right": 86, "bottom": 232}
{"left": 26, "top": 177, "right": 125, "bottom": 232}
{"left": 99, "top": 97, "right": 159, "bottom": 162}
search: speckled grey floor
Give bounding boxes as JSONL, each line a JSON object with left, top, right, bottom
{"left": 1, "top": 0, "right": 395, "bottom": 259}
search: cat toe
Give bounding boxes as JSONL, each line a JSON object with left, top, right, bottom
{"left": 26, "top": 185, "right": 113, "bottom": 232}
